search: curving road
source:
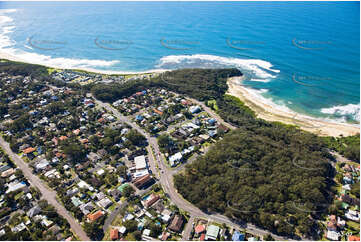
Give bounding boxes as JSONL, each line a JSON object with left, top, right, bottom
{"left": 93, "top": 96, "right": 288, "bottom": 241}
{"left": 0, "top": 136, "right": 90, "bottom": 241}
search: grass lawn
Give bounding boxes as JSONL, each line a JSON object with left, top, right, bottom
{"left": 14, "top": 191, "right": 24, "bottom": 200}
{"left": 124, "top": 233, "right": 136, "bottom": 240}
{"left": 111, "top": 215, "right": 123, "bottom": 227}
{"left": 207, "top": 100, "right": 219, "bottom": 111}
{"left": 347, "top": 220, "right": 360, "bottom": 231}
{"left": 102, "top": 228, "right": 111, "bottom": 241}
{"left": 108, "top": 203, "right": 118, "bottom": 212}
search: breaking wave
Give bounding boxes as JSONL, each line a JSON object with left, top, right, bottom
{"left": 156, "top": 54, "right": 280, "bottom": 82}
{"left": 321, "top": 103, "right": 360, "bottom": 122}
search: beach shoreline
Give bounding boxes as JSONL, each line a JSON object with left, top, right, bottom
{"left": 227, "top": 76, "right": 360, "bottom": 137}
{"left": 0, "top": 50, "right": 167, "bottom": 75}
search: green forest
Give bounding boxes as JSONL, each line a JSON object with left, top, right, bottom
{"left": 174, "top": 126, "right": 333, "bottom": 239}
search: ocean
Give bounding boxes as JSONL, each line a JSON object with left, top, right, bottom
{"left": 0, "top": 1, "right": 359, "bottom": 124}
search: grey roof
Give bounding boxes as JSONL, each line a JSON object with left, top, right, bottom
{"left": 27, "top": 205, "right": 41, "bottom": 218}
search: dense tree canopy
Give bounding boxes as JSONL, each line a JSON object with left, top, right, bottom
{"left": 174, "top": 127, "right": 333, "bottom": 238}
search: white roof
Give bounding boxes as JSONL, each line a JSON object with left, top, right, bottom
{"left": 143, "top": 229, "right": 151, "bottom": 236}
{"left": 169, "top": 152, "right": 182, "bottom": 163}
{"left": 97, "top": 169, "right": 105, "bottom": 175}
{"left": 36, "top": 159, "right": 49, "bottom": 170}
{"left": 44, "top": 169, "right": 56, "bottom": 177}
{"left": 162, "top": 214, "right": 171, "bottom": 222}
{"left": 133, "top": 170, "right": 149, "bottom": 178}
{"left": 327, "top": 230, "right": 339, "bottom": 241}
{"left": 6, "top": 181, "right": 26, "bottom": 194}
{"left": 119, "top": 226, "right": 126, "bottom": 234}
{"left": 135, "top": 155, "right": 147, "bottom": 170}
{"left": 78, "top": 180, "right": 90, "bottom": 189}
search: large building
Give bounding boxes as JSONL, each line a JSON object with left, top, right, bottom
{"left": 135, "top": 155, "right": 147, "bottom": 170}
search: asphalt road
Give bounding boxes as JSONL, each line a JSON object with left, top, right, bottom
{"left": 93, "top": 97, "right": 288, "bottom": 241}
{"left": 0, "top": 136, "right": 90, "bottom": 241}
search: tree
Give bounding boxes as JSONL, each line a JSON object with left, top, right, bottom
{"left": 124, "top": 220, "right": 137, "bottom": 233}
{"left": 61, "top": 138, "right": 86, "bottom": 163}
{"left": 133, "top": 230, "right": 142, "bottom": 240}
{"left": 351, "top": 181, "right": 360, "bottom": 198}
{"left": 123, "top": 185, "right": 135, "bottom": 198}
{"left": 264, "top": 234, "right": 275, "bottom": 241}
{"left": 126, "top": 130, "right": 146, "bottom": 146}
{"left": 149, "top": 223, "right": 162, "bottom": 237}
{"left": 117, "top": 165, "right": 128, "bottom": 178}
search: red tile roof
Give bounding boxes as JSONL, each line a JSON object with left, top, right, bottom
{"left": 59, "top": 136, "right": 68, "bottom": 141}
{"left": 87, "top": 210, "right": 103, "bottom": 222}
{"left": 153, "top": 108, "right": 163, "bottom": 116}
{"left": 195, "top": 224, "right": 206, "bottom": 234}
{"left": 145, "top": 194, "right": 160, "bottom": 208}
{"left": 23, "top": 147, "right": 36, "bottom": 154}
{"left": 348, "top": 236, "right": 360, "bottom": 241}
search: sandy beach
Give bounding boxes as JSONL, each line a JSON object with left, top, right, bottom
{"left": 227, "top": 76, "right": 360, "bottom": 137}
{"left": 0, "top": 50, "right": 167, "bottom": 75}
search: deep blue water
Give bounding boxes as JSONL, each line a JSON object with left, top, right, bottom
{"left": 0, "top": 1, "right": 359, "bottom": 123}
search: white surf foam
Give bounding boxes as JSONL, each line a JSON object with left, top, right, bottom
{"left": 321, "top": 103, "right": 360, "bottom": 122}
{"left": 0, "top": 15, "right": 13, "bottom": 24}
{"left": 4, "top": 48, "right": 120, "bottom": 69}
{"left": 0, "top": 9, "right": 17, "bottom": 14}
{"left": 250, "top": 78, "right": 271, "bottom": 83}
{"left": 244, "top": 86, "right": 295, "bottom": 115}
{"left": 156, "top": 54, "right": 280, "bottom": 81}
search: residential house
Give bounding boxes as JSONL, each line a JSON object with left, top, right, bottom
{"left": 142, "top": 194, "right": 160, "bottom": 208}
{"left": 326, "top": 230, "right": 339, "bottom": 241}
{"left": 232, "top": 231, "right": 245, "bottom": 241}
{"left": 133, "top": 174, "right": 153, "bottom": 189}
{"left": 205, "top": 224, "right": 220, "bottom": 240}
{"left": 168, "top": 215, "right": 184, "bottom": 233}
{"left": 87, "top": 210, "right": 104, "bottom": 222}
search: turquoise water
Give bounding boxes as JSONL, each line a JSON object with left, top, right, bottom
{"left": 0, "top": 2, "right": 359, "bottom": 123}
